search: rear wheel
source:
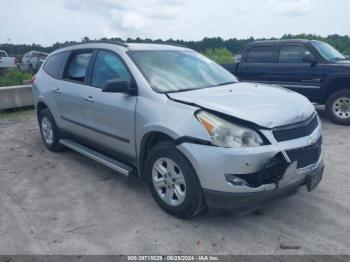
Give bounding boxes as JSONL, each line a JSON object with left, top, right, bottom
{"left": 38, "top": 108, "right": 63, "bottom": 152}
{"left": 145, "top": 142, "right": 205, "bottom": 219}
{"left": 326, "top": 90, "right": 350, "bottom": 125}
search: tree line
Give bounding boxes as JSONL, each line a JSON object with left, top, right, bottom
{"left": 1, "top": 34, "right": 350, "bottom": 58}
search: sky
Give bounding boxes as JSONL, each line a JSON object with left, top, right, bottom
{"left": 0, "top": 0, "right": 349, "bottom": 46}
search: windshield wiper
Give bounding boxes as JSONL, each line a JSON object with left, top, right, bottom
{"left": 165, "top": 86, "right": 211, "bottom": 94}
{"left": 212, "top": 81, "right": 237, "bottom": 87}
{"left": 164, "top": 81, "right": 237, "bottom": 94}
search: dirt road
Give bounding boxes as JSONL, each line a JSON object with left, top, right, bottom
{"left": 0, "top": 109, "right": 349, "bottom": 255}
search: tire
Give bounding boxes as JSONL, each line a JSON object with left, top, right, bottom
{"left": 325, "top": 89, "right": 350, "bottom": 125}
{"left": 145, "top": 141, "right": 205, "bottom": 219}
{"left": 38, "top": 108, "right": 63, "bottom": 152}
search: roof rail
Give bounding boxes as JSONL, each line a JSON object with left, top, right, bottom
{"left": 125, "top": 41, "right": 189, "bottom": 48}
{"left": 158, "top": 42, "right": 189, "bottom": 48}
{"left": 62, "top": 40, "right": 129, "bottom": 48}
{"left": 93, "top": 40, "right": 129, "bottom": 47}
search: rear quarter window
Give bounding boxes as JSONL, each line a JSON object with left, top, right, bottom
{"left": 43, "top": 52, "right": 70, "bottom": 79}
{"left": 246, "top": 46, "right": 275, "bottom": 63}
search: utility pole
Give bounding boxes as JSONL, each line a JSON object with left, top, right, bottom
{"left": 7, "top": 38, "right": 12, "bottom": 55}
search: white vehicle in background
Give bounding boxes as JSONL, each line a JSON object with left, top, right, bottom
{"left": 0, "top": 50, "right": 17, "bottom": 71}
{"left": 20, "top": 51, "right": 48, "bottom": 73}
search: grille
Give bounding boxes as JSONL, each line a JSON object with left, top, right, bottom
{"left": 273, "top": 114, "right": 319, "bottom": 142}
{"left": 286, "top": 137, "right": 322, "bottom": 169}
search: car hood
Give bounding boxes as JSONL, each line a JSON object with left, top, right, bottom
{"left": 167, "top": 82, "right": 315, "bottom": 128}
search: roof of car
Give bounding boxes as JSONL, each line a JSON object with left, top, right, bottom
{"left": 26, "top": 50, "right": 49, "bottom": 55}
{"left": 52, "top": 41, "right": 191, "bottom": 55}
{"left": 249, "top": 39, "right": 321, "bottom": 46}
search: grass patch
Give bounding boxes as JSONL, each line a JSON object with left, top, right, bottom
{"left": 0, "top": 106, "right": 34, "bottom": 120}
{"left": 202, "top": 48, "right": 234, "bottom": 64}
{"left": 0, "top": 70, "right": 32, "bottom": 87}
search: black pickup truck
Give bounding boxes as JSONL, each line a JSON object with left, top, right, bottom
{"left": 221, "top": 39, "right": 350, "bottom": 125}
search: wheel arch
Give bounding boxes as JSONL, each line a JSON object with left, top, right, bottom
{"left": 36, "top": 101, "right": 49, "bottom": 119}
{"left": 138, "top": 131, "right": 175, "bottom": 179}
{"left": 324, "top": 77, "right": 350, "bottom": 103}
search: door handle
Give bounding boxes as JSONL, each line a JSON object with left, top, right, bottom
{"left": 54, "top": 88, "right": 62, "bottom": 94}
{"left": 83, "top": 96, "right": 94, "bottom": 102}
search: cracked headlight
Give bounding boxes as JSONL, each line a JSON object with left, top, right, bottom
{"left": 196, "top": 111, "right": 264, "bottom": 148}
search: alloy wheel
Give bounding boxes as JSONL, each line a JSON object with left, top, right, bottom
{"left": 152, "top": 157, "right": 187, "bottom": 206}
{"left": 41, "top": 116, "right": 54, "bottom": 145}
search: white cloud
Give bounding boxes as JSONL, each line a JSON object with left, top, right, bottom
{"left": 120, "top": 12, "right": 146, "bottom": 30}
{"left": 0, "top": 0, "right": 349, "bottom": 45}
{"left": 268, "top": 0, "right": 312, "bottom": 16}
{"left": 61, "top": 0, "right": 186, "bottom": 38}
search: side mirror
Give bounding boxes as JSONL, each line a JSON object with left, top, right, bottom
{"left": 102, "top": 78, "right": 129, "bottom": 93}
{"left": 303, "top": 54, "right": 317, "bottom": 65}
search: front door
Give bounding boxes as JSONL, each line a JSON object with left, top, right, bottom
{"left": 81, "top": 50, "right": 137, "bottom": 160}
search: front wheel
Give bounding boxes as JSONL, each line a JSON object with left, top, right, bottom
{"left": 145, "top": 142, "right": 205, "bottom": 219}
{"left": 326, "top": 90, "right": 350, "bottom": 125}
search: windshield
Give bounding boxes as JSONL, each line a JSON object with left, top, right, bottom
{"left": 129, "top": 50, "right": 238, "bottom": 93}
{"left": 312, "top": 41, "right": 346, "bottom": 61}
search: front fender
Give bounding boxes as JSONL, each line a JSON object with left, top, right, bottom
{"left": 135, "top": 97, "right": 211, "bottom": 156}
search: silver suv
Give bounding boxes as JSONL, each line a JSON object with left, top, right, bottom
{"left": 32, "top": 42, "right": 324, "bottom": 218}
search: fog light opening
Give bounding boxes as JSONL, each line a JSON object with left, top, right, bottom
{"left": 225, "top": 174, "right": 250, "bottom": 187}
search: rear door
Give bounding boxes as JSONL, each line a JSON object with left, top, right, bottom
{"left": 54, "top": 49, "right": 94, "bottom": 136}
{"left": 80, "top": 49, "right": 137, "bottom": 160}
{"left": 237, "top": 45, "right": 276, "bottom": 82}
{"left": 270, "top": 44, "right": 324, "bottom": 101}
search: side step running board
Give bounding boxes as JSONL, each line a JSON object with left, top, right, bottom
{"left": 59, "top": 139, "right": 133, "bottom": 176}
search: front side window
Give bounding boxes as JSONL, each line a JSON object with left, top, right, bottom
{"left": 0, "top": 51, "right": 7, "bottom": 57}
{"left": 43, "top": 51, "right": 70, "bottom": 79}
{"left": 246, "top": 46, "right": 274, "bottom": 63}
{"left": 129, "top": 50, "right": 237, "bottom": 93}
{"left": 64, "top": 51, "right": 92, "bottom": 83}
{"left": 278, "top": 45, "right": 312, "bottom": 63}
{"left": 312, "top": 41, "right": 345, "bottom": 61}
{"left": 91, "top": 51, "right": 131, "bottom": 88}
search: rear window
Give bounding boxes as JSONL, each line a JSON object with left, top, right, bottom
{"left": 246, "top": 46, "right": 274, "bottom": 63}
{"left": 44, "top": 52, "right": 70, "bottom": 79}
{"left": 38, "top": 53, "right": 48, "bottom": 59}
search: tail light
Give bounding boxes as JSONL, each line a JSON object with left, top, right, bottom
{"left": 31, "top": 76, "right": 36, "bottom": 85}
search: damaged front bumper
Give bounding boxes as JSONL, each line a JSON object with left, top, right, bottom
{"left": 203, "top": 162, "right": 324, "bottom": 214}
{"left": 176, "top": 126, "right": 324, "bottom": 213}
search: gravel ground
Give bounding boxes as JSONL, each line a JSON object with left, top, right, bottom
{"left": 0, "top": 109, "right": 349, "bottom": 255}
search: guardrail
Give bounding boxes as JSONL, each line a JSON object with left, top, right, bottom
{"left": 0, "top": 85, "right": 33, "bottom": 110}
